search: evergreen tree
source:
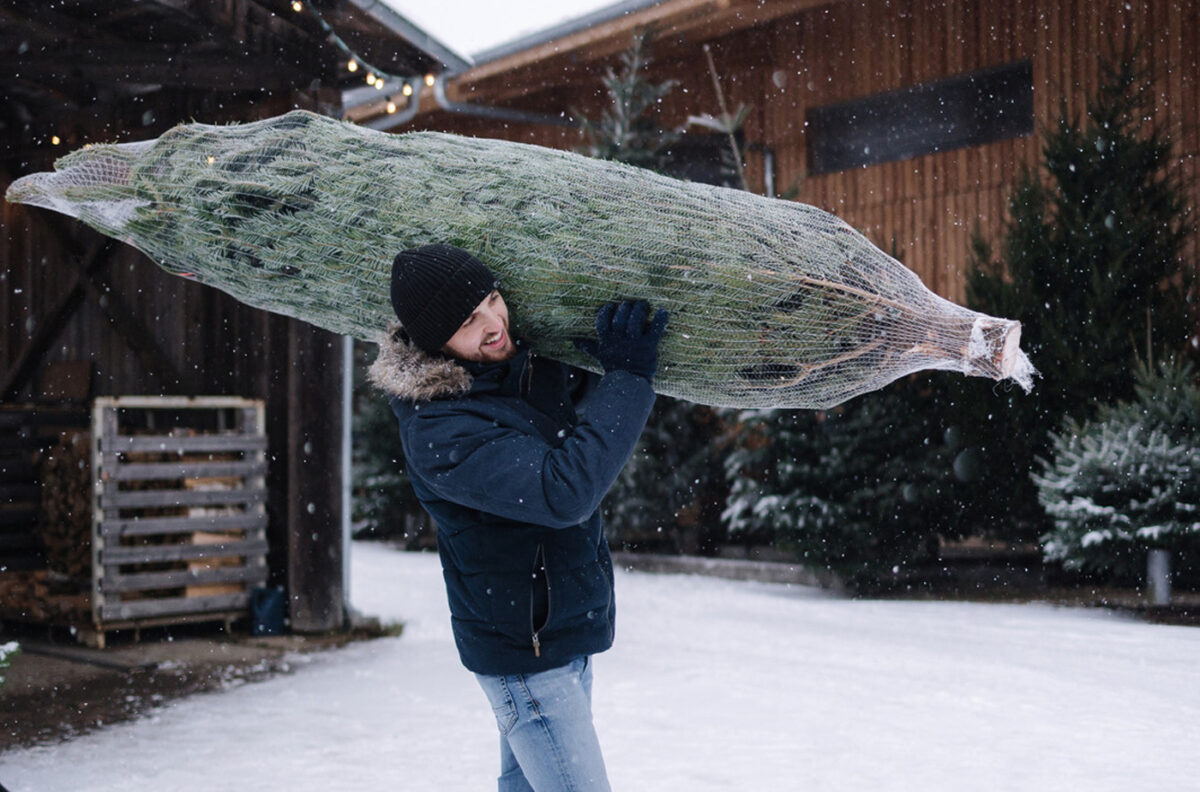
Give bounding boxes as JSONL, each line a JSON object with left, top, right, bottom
{"left": 351, "top": 341, "right": 430, "bottom": 546}
{"left": 576, "top": 28, "right": 679, "bottom": 170}
{"left": 723, "top": 378, "right": 963, "bottom": 589}
{"left": 1035, "top": 360, "right": 1200, "bottom": 584}
{"left": 576, "top": 31, "right": 731, "bottom": 554}
{"left": 0, "top": 641, "right": 19, "bottom": 691}
{"left": 605, "top": 399, "right": 730, "bottom": 554}
{"left": 953, "top": 43, "right": 1195, "bottom": 542}
{"left": 722, "top": 408, "right": 827, "bottom": 551}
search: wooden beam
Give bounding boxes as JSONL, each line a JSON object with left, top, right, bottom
{"left": 183, "top": 0, "right": 335, "bottom": 76}
{"left": 36, "top": 215, "right": 194, "bottom": 394}
{"left": 13, "top": 40, "right": 317, "bottom": 91}
{"left": 73, "top": 261, "right": 194, "bottom": 394}
{"left": 0, "top": 233, "right": 113, "bottom": 401}
{"left": 285, "top": 318, "right": 345, "bottom": 633}
{"left": 0, "top": 3, "right": 129, "bottom": 49}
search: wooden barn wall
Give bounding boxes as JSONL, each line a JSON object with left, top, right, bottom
{"left": 2, "top": 184, "right": 300, "bottom": 592}
{"left": 0, "top": 200, "right": 278, "bottom": 400}
{"left": 414, "top": 0, "right": 1199, "bottom": 308}
{"left": 763, "top": 0, "right": 1199, "bottom": 305}
{"left": 1, "top": 93, "right": 347, "bottom": 629}
{"left": 1, "top": 89, "right": 315, "bottom": 403}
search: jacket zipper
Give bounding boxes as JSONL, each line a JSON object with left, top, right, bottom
{"left": 531, "top": 542, "right": 551, "bottom": 657}
{"left": 600, "top": 549, "right": 614, "bottom": 643}
{"left": 521, "top": 352, "right": 535, "bottom": 398}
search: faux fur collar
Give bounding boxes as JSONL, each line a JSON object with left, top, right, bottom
{"left": 367, "top": 322, "right": 473, "bottom": 402}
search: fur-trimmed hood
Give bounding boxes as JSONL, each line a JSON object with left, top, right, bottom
{"left": 367, "top": 322, "right": 473, "bottom": 402}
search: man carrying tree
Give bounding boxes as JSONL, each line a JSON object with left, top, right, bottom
{"left": 369, "top": 243, "right": 668, "bottom": 791}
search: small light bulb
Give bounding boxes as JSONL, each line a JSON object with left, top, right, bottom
{"left": 291, "top": 0, "right": 302, "bottom": 11}
{"left": 375, "top": 79, "right": 384, "bottom": 90}
{"left": 424, "top": 73, "right": 435, "bottom": 87}
{"left": 402, "top": 83, "right": 413, "bottom": 97}
{"left": 347, "top": 59, "right": 358, "bottom": 73}
{"left": 51, "top": 135, "right": 61, "bottom": 145}
{"left": 386, "top": 101, "right": 397, "bottom": 114}
{"left": 206, "top": 155, "right": 216, "bottom": 165}
{"left": 366, "top": 73, "right": 376, "bottom": 86}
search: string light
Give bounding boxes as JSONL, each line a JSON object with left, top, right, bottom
{"left": 295, "top": 2, "right": 436, "bottom": 120}
{"left": 51, "top": 135, "right": 61, "bottom": 145}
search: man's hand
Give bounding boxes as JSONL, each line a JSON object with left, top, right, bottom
{"left": 574, "top": 300, "right": 669, "bottom": 381}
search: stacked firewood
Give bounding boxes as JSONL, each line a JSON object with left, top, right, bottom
{"left": 38, "top": 431, "right": 92, "bottom": 580}
{"left": 0, "top": 570, "right": 89, "bottom": 623}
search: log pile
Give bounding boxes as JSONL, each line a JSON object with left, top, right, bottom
{"left": 0, "top": 570, "right": 89, "bottom": 624}
{"left": 38, "top": 431, "right": 92, "bottom": 580}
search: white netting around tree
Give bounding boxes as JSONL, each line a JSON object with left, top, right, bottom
{"left": 6, "top": 110, "right": 1034, "bottom": 408}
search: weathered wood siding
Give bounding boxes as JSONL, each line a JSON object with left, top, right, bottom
{"left": 763, "top": 0, "right": 1198, "bottom": 305}
{"left": 0, "top": 201, "right": 278, "bottom": 399}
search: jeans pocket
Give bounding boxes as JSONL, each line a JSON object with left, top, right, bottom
{"left": 480, "top": 676, "right": 520, "bottom": 737}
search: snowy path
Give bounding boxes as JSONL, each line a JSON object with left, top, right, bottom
{"left": 3, "top": 542, "right": 1198, "bottom": 791}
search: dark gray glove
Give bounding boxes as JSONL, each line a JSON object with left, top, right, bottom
{"left": 573, "top": 300, "right": 669, "bottom": 381}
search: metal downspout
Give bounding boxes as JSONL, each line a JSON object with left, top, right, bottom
{"left": 357, "top": 77, "right": 425, "bottom": 131}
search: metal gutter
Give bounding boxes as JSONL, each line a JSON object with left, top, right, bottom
{"left": 410, "top": 0, "right": 666, "bottom": 130}
{"left": 360, "top": 74, "right": 578, "bottom": 132}
{"left": 468, "top": 0, "right": 665, "bottom": 67}
{"left": 345, "top": 0, "right": 667, "bottom": 131}
{"left": 430, "top": 74, "right": 577, "bottom": 128}
{"left": 343, "top": 0, "right": 472, "bottom": 72}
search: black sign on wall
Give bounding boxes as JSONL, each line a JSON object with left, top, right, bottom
{"left": 806, "top": 59, "right": 1034, "bottom": 175}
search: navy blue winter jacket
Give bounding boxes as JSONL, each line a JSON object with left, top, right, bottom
{"left": 369, "top": 328, "right": 656, "bottom": 675}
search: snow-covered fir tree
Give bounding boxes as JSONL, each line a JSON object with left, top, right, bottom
{"left": 0, "top": 641, "right": 18, "bottom": 690}
{"left": 723, "top": 379, "right": 962, "bottom": 589}
{"left": 953, "top": 43, "right": 1195, "bottom": 545}
{"left": 1035, "top": 359, "right": 1200, "bottom": 582}
{"left": 352, "top": 342, "right": 426, "bottom": 544}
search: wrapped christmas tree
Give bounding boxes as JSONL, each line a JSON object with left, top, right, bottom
{"left": 6, "top": 110, "right": 1034, "bottom": 408}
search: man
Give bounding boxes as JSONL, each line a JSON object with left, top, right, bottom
{"left": 368, "top": 243, "right": 667, "bottom": 791}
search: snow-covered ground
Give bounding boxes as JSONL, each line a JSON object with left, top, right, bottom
{"left": 3, "top": 541, "right": 1198, "bottom": 791}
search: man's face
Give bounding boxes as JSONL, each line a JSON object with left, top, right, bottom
{"left": 441, "top": 290, "right": 517, "bottom": 363}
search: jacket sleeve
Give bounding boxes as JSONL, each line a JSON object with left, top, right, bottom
{"left": 403, "top": 370, "right": 655, "bottom": 529}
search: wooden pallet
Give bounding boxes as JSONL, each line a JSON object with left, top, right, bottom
{"left": 89, "top": 396, "right": 269, "bottom": 648}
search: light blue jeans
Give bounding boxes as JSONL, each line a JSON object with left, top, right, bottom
{"left": 475, "top": 656, "right": 611, "bottom": 792}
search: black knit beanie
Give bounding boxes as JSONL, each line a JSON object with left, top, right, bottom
{"left": 390, "top": 244, "right": 499, "bottom": 354}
